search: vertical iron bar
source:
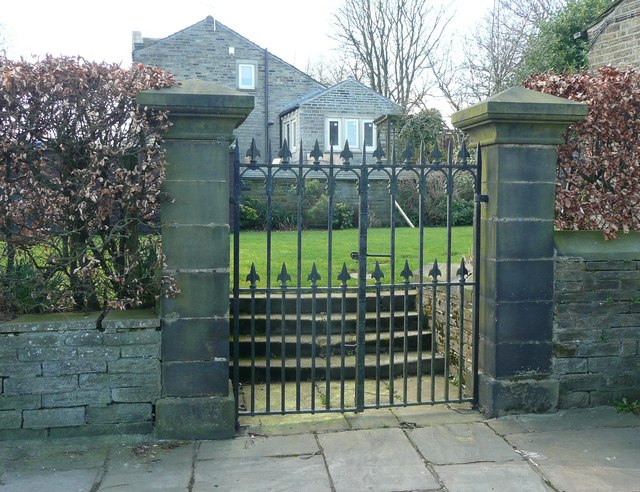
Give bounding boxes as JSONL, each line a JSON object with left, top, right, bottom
{"left": 375, "top": 280, "right": 382, "bottom": 407}
{"left": 444, "top": 145, "right": 454, "bottom": 402}
{"left": 458, "top": 281, "right": 465, "bottom": 401}
{"left": 295, "top": 151, "right": 304, "bottom": 411}
{"left": 232, "top": 142, "right": 241, "bottom": 418}
{"left": 280, "top": 283, "right": 287, "bottom": 413}
{"left": 311, "top": 275, "right": 317, "bottom": 412}
{"left": 417, "top": 152, "right": 426, "bottom": 403}
{"left": 430, "top": 277, "right": 438, "bottom": 401}
{"left": 326, "top": 159, "right": 334, "bottom": 410}
{"left": 403, "top": 273, "right": 410, "bottom": 403}
{"left": 249, "top": 279, "right": 257, "bottom": 414}
{"left": 340, "top": 277, "right": 347, "bottom": 409}
{"left": 388, "top": 166, "right": 397, "bottom": 404}
{"left": 356, "top": 149, "right": 369, "bottom": 412}
{"left": 265, "top": 169, "right": 273, "bottom": 413}
{"left": 472, "top": 144, "right": 483, "bottom": 406}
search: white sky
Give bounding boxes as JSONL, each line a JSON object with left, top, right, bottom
{"left": 1, "top": 0, "right": 494, "bottom": 114}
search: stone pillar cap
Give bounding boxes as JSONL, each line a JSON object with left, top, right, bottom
{"left": 451, "top": 86, "right": 588, "bottom": 145}
{"left": 137, "top": 79, "right": 254, "bottom": 115}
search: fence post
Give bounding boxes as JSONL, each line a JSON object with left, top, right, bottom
{"left": 137, "top": 80, "right": 253, "bottom": 438}
{"left": 452, "top": 87, "right": 587, "bottom": 417}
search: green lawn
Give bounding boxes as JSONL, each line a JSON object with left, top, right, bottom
{"left": 232, "top": 226, "right": 474, "bottom": 288}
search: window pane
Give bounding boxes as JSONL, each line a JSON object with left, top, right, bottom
{"left": 239, "top": 64, "right": 255, "bottom": 89}
{"left": 345, "top": 119, "right": 358, "bottom": 147}
{"left": 329, "top": 120, "right": 339, "bottom": 146}
{"left": 364, "top": 122, "right": 374, "bottom": 147}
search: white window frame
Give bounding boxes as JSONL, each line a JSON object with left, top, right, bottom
{"left": 284, "top": 117, "right": 299, "bottom": 152}
{"left": 238, "top": 63, "right": 256, "bottom": 90}
{"left": 326, "top": 118, "right": 341, "bottom": 150}
{"left": 344, "top": 118, "right": 359, "bottom": 149}
{"left": 362, "top": 120, "right": 376, "bottom": 151}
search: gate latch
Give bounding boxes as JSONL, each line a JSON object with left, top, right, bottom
{"left": 350, "top": 251, "right": 392, "bottom": 261}
{"left": 474, "top": 194, "right": 489, "bottom": 204}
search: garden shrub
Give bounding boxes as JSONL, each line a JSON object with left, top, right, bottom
{"left": 524, "top": 67, "right": 640, "bottom": 238}
{"left": 0, "top": 55, "right": 177, "bottom": 316}
{"left": 396, "top": 173, "right": 475, "bottom": 227}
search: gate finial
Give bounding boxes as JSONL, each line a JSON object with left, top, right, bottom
{"left": 401, "top": 260, "right": 413, "bottom": 282}
{"left": 246, "top": 138, "right": 261, "bottom": 165}
{"left": 277, "top": 262, "right": 291, "bottom": 287}
{"left": 245, "top": 263, "right": 261, "bottom": 286}
{"left": 307, "top": 263, "right": 321, "bottom": 287}
{"left": 371, "top": 261, "right": 384, "bottom": 284}
{"left": 340, "top": 140, "right": 353, "bottom": 165}
{"left": 338, "top": 263, "right": 351, "bottom": 286}
{"left": 428, "top": 259, "right": 442, "bottom": 283}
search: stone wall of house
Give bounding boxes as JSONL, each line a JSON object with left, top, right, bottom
{"left": 588, "top": 0, "right": 640, "bottom": 69}
{"left": 291, "top": 80, "right": 402, "bottom": 154}
{"left": 553, "top": 231, "right": 640, "bottom": 408}
{"left": 0, "top": 311, "right": 160, "bottom": 439}
{"left": 133, "top": 16, "right": 324, "bottom": 162}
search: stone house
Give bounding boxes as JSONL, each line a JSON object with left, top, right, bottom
{"left": 280, "top": 78, "right": 402, "bottom": 159}
{"left": 585, "top": 0, "right": 640, "bottom": 69}
{"left": 132, "top": 16, "right": 402, "bottom": 163}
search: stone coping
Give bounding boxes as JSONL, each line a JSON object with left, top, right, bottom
{"left": 554, "top": 230, "right": 640, "bottom": 260}
{"left": 0, "top": 309, "right": 160, "bottom": 334}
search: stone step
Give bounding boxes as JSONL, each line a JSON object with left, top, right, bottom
{"left": 232, "top": 329, "right": 433, "bottom": 358}
{"left": 232, "top": 311, "right": 423, "bottom": 336}
{"left": 230, "top": 289, "right": 421, "bottom": 314}
{"left": 230, "top": 351, "right": 445, "bottom": 382}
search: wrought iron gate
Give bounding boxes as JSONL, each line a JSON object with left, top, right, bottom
{"left": 231, "top": 137, "right": 482, "bottom": 416}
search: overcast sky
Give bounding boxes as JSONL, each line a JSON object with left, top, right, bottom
{"left": 2, "top": 0, "right": 494, "bottom": 114}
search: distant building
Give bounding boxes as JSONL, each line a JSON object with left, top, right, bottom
{"left": 586, "top": 0, "right": 640, "bottom": 69}
{"left": 132, "top": 17, "right": 402, "bottom": 163}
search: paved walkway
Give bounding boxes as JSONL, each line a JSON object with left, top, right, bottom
{"left": 1, "top": 405, "right": 639, "bottom": 491}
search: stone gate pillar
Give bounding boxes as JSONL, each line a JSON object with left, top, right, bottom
{"left": 451, "top": 87, "right": 587, "bottom": 417}
{"left": 137, "top": 80, "right": 253, "bottom": 438}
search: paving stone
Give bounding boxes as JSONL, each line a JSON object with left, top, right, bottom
{"left": 0, "top": 469, "right": 101, "bottom": 492}
{"left": 194, "top": 455, "right": 330, "bottom": 492}
{"left": 344, "top": 408, "right": 399, "bottom": 430}
{"left": 198, "top": 433, "right": 319, "bottom": 460}
{"left": 408, "top": 422, "right": 520, "bottom": 465}
{"left": 391, "top": 403, "right": 483, "bottom": 427}
{"left": 99, "top": 440, "right": 194, "bottom": 491}
{"left": 434, "top": 462, "right": 553, "bottom": 492}
{"left": 318, "top": 427, "right": 439, "bottom": 491}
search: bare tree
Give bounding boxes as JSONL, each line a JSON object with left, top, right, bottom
{"left": 304, "top": 53, "right": 363, "bottom": 87}
{"left": 0, "top": 23, "right": 9, "bottom": 55}
{"left": 332, "top": 0, "right": 450, "bottom": 111}
{"left": 430, "top": 0, "right": 565, "bottom": 112}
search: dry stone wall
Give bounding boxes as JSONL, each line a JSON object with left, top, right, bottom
{"left": 0, "top": 311, "right": 160, "bottom": 439}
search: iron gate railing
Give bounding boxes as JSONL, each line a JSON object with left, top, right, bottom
{"left": 231, "top": 137, "right": 482, "bottom": 416}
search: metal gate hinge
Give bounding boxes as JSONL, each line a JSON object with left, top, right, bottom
{"left": 474, "top": 194, "right": 489, "bottom": 203}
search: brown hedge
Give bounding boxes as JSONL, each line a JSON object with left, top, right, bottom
{"left": 524, "top": 66, "right": 640, "bottom": 239}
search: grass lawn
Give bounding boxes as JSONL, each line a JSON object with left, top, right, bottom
{"left": 232, "top": 226, "right": 474, "bottom": 288}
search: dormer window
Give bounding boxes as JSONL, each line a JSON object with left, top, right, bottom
{"left": 238, "top": 63, "right": 256, "bottom": 90}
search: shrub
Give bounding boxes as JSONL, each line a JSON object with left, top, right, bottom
{"left": 524, "top": 67, "right": 640, "bottom": 238}
{"left": 0, "top": 56, "right": 177, "bottom": 315}
{"left": 396, "top": 173, "right": 475, "bottom": 227}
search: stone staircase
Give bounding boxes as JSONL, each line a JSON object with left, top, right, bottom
{"left": 230, "top": 290, "right": 444, "bottom": 381}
